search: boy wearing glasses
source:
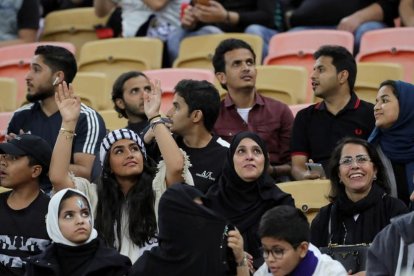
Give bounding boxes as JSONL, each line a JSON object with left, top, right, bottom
{"left": 0, "top": 134, "right": 52, "bottom": 275}
{"left": 254, "top": 206, "right": 347, "bottom": 276}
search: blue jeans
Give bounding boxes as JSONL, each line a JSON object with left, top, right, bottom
{"left": 167, "top": 25, "right": 223, "bottom": 66}
{"left": 289, "top": 21, "right": 387, "bottom": 54}
{"left": 244, "top": 24, "right": 278, "bottom": 62}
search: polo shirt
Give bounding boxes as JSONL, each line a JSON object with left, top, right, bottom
{"left": 290, "top": 92, "right": 375, "bottom": 171}
{"left": 213, "top": 92, "right": 293, "bottom": 165}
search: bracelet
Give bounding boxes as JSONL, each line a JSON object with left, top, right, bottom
{"left": 237, "top": 253, "right": 247, "bottom": 267}
{"left": 226, "top": 10, "right": 231, "bottom": 24}
{"left": 150, "top": 118, "right": 165, "bottom": 130}
{"left": 59, "top": 128, "right": 76, "bottom": 140}
{"left": 148, "top": 114, "right": 161, "bottom": 122}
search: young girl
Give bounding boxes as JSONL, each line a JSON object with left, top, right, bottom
{"left": 25, "top": 188, "right": 131, "bottom": 275}
{"left": 49, "top": 81, "right": 192, "bottom": 263}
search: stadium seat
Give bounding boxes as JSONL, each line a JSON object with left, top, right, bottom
{"left": 277, "top": 179, "right": 331, "bottom": 223}
{"left": 173, "top": 33, "right": 263, "bottom": 70}
{"left": 0, "top": 111, "right": 13, "bottom": 134}
{"left": 72, "top": 72, "right": 109, "bottom": 110}
{"left": 78, "top": 38, "right": 164, "bottom": 96}
{"left": 264, "top": 30, "right": 354, "bottom": 102}
{"left": 0, "top": 78, "right": 18, "bottom": 112}
{"left": 0, "top": 42, "right": 76, "bottom": 106}
{"left": 355, "top": 62, "right": 404, "bottom": 104}
{"left": 99, "top": 109, "right": 128, "bottom": 131}
{"left": 40, "top": 8, "right": 108, "bottom": 57}
{"left": 143, "top": 68, "right": 216, "bottom": 113}
{"left": 356, "top": 27, "right": 414, "bottom": 82}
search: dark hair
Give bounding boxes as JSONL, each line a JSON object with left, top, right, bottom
{"left": 379, "top": 80, "right": 399, "bottom": 99}
{"left": 111, "top": 71, "right": 149, "bottom": 119}
{"left": 258, "top": 205, "right": 310, "bottom": 247}
{"left": 95, "top": 148, "right": 157, "bottom": 248}
{"left": 174, "top": 79, "right": 221, "bottom": 131}
{"left": 212, "top": 38, "right": 256, "bottom": 74}
{"left": 35, "top": 45, "right": 77, "bottom": 83}
{"left": 58, "top": 190, "right": 90, "bottom": 216}
{"left": 328, "top": 137, "right": 390, "bottom": 201}
{"left": 26, "top": 155, "right": 49, "bottom": 181}
{"left": 313, "top": 45, "right": 356, "bottom": 91}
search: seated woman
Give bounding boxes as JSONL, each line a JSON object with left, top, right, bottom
{"left": 311, "top": 137, "right": 408, "bottom": 248}
{"left": 368, "top": 80, "right": 414, "bottom": 206}
{"left": 130, "top": 183, "right": 250, "bottom": 276}
{"left": 205, "top": 131, "right": 295, "bottom": 269}
{"left": 25, "top": 188, "right": 131, "bottom": 275}
{"left": 49, "top": 81, "right": 192, "bottom": 263}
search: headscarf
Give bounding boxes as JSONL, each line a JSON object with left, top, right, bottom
{"left": 206, "top": 131, "right": 294, "bottom": 267}
{"left": 47, "top": 188, "right": 98, "bottom": 246}
{"left": 99, "top": 128, "right": 147, "bottom": 166}
{"left": 130, "top": 183, "right": 236, "bottom": 276}
{"left": 368, "top": 81, "right": 414, "bottom": 193}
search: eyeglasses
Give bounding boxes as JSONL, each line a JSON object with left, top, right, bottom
{"left": 339, "top": 155, "right": 371, "bottom": 167}
{"left": 0, "top": 154, "right": 23, "bottom": 162}
{"left": 262, "top": 247, "right": 286, "bottom": 260}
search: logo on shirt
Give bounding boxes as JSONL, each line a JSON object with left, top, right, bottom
{"left": 354, "top": 128, "right": 363, "bottom": 136}
{"left": 196, "top": 171, "right": 215, "bottom": 181}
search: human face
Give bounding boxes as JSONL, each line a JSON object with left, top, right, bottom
{"left": 121, "top": 76, "right": 151, "bottom": 120}
{"left": 25, "top": 55, "right": 56, "bottom": 102}
{"left": 374, "top": 85, "right": 399, "bottom": 129}
{"left": 0, "top": 154, "right": 37, "bottom": 189}
{"left": 166, "top": 93, "right": 193, "bottom": 135}
{"left": 311, "top": 56, "right": 342, "bottom": 98}
{"left": 233, "top": 138, "right": 265, "bottom": 182}
{"left": 218, "top": 48, "right": 256, "bottom": 92}
{"left": 109, "top": 139, "right": 144, "bottom": 179}
{"left": 58, "top": 196, "right": 92, "bottom": 244}
{"left": 261, "top": 237, "right": 307, "bottom": 276}
{"left": 338, "top": 143, "right": 377, "bottom": 198}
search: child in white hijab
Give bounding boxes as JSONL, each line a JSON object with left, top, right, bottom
{"left": 25, "top": 189, "right": 131, "bottom": 276}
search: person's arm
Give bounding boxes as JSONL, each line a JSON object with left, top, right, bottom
{"left": 291, "top": 155, "right": 321, "bottom": 180}
{"left": 143, "top": 0, "right": 170, "bottom": 11}
{"left": 93, "top": 0, "right": 116, "bottom": 17}
{"left": 69, "top": 153, "right": 96, "bottom": 180}
{"left": 144, "top": 80, "right": 184, "bottom": 186}
{"left": 227, "top": 229, "right": 250, "bottom": 276}
{"left": 337, "top": 3, "right": 384, "bottom": 33}
{"left": 49, "top": 82, "right": 80, "bottom": 191}
{"left": 399, "top": 0, "right": 414, "bottom": 26}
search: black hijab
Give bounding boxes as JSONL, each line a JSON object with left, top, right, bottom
{"left": 206, "top": 131, "right": 294, "bottom": 267}
{"left": 130, "top": 183, "right": 236, "bottom": 276}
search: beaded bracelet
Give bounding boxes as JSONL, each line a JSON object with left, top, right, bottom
{"left": 150, "top": 119, "right": 166, "bottom": 130}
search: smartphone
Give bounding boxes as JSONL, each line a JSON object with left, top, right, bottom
{"left": 305, "top": 162, "right": 326, "bottom": 177}
{"left": 194, "top": 0, "right": 209, "bottom": 5}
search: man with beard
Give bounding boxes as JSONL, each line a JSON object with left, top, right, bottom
{"left": 7, "top": 45, "right": 106, "bottom": 191}
{"left": 111, "top": 71, "right": 149, "bottom": 135}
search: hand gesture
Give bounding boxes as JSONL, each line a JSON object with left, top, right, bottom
{"left": 55, "top": 81, "right": 81, "bottom": 124}
{"left": 181, "top": 5, "right": 198, "bottom": 29}
{"left": 144, "top": 79, "right": 162, "bottom": 119}
{"left": 194, "top": 1, "right": 227, "bottom": 24}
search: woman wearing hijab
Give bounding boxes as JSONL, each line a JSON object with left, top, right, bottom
{"left": 368, "top": 80, "right": 414, "bottom": 206}
{"left": 25, "top": 188, "right": 131, "bottom": 276}
{"left": 206, "top": 131, "right": 295, "bottom": 269}
{"left": 130, "top": 183, "right": 249, "bottom": 276}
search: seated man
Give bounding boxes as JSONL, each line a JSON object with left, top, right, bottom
{"left": 255, "top": 205, "right": 347, "bottom": 276}
{"left": 0, "top": 134, "right": 52, "bottom": 276}
{"left": 0, "top": 0, "right": 39, "bottom": 47}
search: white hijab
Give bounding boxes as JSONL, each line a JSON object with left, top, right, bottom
{"left": 46, "top": 188, "right": 98, "bottom": 246}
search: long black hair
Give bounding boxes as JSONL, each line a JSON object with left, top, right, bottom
{"left": 95, "top": 147, "right": 157, "bottom": 248}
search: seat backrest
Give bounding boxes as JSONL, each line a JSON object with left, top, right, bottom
{"left": 0, "top": 111, "right": 13, "bottom": 134}
{"left": 79, "top": 38, "right": 164, "bottom": 95}
{"left": 40, "top": 7, "right": 108, "bottom": 57}
{"left": 277, "top": 179, "right": 331, "bottom": 223}
{"left": 98, "top": 109, "right": 128, "bottom": 131}
{"left": 255, "top": 65, "right": 308, "bottom": 105}
{"left": 355, "top": 62, "right": 404, "bottom": 104}
{"left": 356, "top": 27, "right": 414, "bottom": 81}
{"left": 72, "top": 72, "right": 109, "bottom": 110}
{"left": 0, "top": 78, "right": 17, "bottom": 112}
{"left": 143, "top": 68, "right": 216, "bottom": 113}
{"left": 0, "top": 42, "right": 76, "bottom": 105}
{"left": 173, "top": 33, "right": 263, "bottom": 70}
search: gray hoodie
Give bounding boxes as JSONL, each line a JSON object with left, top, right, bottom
{"left": 366, "top": 211, "right": 414, "bottom": 276}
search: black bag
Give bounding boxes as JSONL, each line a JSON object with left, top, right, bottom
{"left": 320, "top": 243, "right": 369, "bottom": 274}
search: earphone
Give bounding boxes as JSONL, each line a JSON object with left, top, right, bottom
{"left": 52, "top": 77, "right": 59, "bottom": 86}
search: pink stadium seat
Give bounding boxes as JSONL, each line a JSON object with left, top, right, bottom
{"left": 264, "top": 30, "right": 354, "bottom": 103}
{"left": 0, "top": 42, "right": 76, "bottom": 106}
{"left": 356, "top": 27, "right": 414, "bottom": 82}
{"left": 143, "top": 68, "right": 216, "bottom": 113}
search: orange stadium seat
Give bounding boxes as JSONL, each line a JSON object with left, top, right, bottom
{"left": 356, "top": 27, "right": 414, "bottom": 82}
{"left": 0, "top": 42, "right": 76, "bottom": 106}
{"left": 264, "top": 30, "right": 354, "bottom": 103}
{"left": 143, "top": 68, "right": 216, "bottom": 113}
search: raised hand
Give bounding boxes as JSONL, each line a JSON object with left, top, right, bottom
{"left": 144, "top": 79, "right": 162, "bottom": 119}
{"left": 55, "top": 81, "right": 81, "bottom": 124}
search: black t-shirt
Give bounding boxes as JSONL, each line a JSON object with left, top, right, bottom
{"left": 0, "top": 191, "right": 50, "bottom": 276}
